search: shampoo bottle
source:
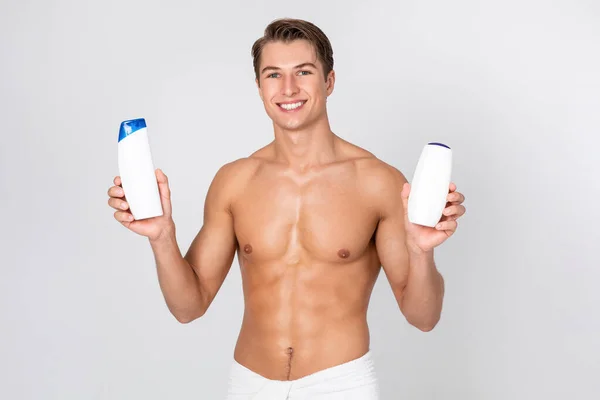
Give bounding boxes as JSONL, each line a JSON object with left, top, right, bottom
{"left": 407, "top": 142, "right": 453, "bottom": 227}
{"left": 117, "top": 118, "right": 163, "bottom": 220}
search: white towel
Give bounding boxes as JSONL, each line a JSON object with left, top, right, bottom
{"left": 226, "top": 350, "right": 380, "bottom": 399}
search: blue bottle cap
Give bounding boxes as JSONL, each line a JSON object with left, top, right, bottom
{"left": 428, "top": 142, "right": 450, "bottom": 149}
{"left": 119, "top": 118, "right": 146, "bottom": 142}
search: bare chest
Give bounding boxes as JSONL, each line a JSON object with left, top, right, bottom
{"left": 231, "top": 173, "right": 379, "bottom": 265}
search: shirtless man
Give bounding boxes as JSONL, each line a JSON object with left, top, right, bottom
{"left": 107, "top": 18, "right": 466, "bottom": 399}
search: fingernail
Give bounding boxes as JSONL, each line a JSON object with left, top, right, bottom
{"left": 121, "top": 202, "right": 128, "bottom": 209}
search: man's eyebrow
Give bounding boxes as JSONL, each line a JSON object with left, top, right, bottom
{"left": 294, "top": 62, "right": 317, "bottom": 70}
{"left": 261, "top": 66, "right": 280, "bottom": 74}
{"left": 260, "top": 62, "right": 318, "bottom": 75}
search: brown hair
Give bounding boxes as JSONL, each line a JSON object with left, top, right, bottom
{"left": 251, "top": 18, "right": 334, "bottom": 84}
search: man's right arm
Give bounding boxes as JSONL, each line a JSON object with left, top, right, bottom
{"left": 149, "top": 161, "right": 241, "bottom": 323}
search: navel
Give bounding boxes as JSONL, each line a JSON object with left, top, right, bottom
{"left": 243, "top": 244, "right": 253, "bottom": 254}
{"left": 337, "top": 249, "right": 350, "bottom": 259}
{"left": 285, "top": 347, "right": 294, "bottom": 380}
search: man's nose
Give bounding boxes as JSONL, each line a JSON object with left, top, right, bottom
{"left": 282, "top": 74, "right": 299, "bottom": 97}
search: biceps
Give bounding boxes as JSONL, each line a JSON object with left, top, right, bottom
{"left": 184, "top": 210, "right": 237, "bottom": 293}
{"left": 376, "top": 217, "right": 410, "bottom": 290}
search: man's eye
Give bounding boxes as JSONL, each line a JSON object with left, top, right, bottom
{"left": 267, "top": 73, "right": 279, "bottom": 78}
{"left": 298, "top": 70, "right": 311, "bottom": 76}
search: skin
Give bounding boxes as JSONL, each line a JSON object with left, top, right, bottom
{"left": 107, "top": 39, "right": 466, "bottom": 381}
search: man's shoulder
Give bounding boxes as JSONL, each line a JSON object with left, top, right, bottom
{"left": 210, "top": 148, "right": 277, "bottom": 197}
{"left": 354, "top": 154, "right": 408, "bottom": 188}
{"left": 349, "top": 151, "right": 408, "bottom": 212}
{"left": 212, "top": 156, "right": 262, "bottom": 186}
{"left": 202, "top": 157, "right": 262, "bottom": 209}
{"left": 339, "top": 138, "right": 407, "bottom": 183}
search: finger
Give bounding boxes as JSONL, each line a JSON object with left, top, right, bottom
{"left": 449, "top": 182, "right": 457, "bottom": 192}
{"left": 401, "top": 182, "right": 410, "bottom": 216}
{"left": 114, "top": 210, "right": 134, "bottom": 223}
{"left": 113, "top": 176, "right": 122, "bottom": 186}
{"left": 439, "top": 213, "right": 456, "bottom": 222}
{"left": 442, "top": 204, "right": 466, "bottom": 217}
{"left": 442, "top": 205, "right": 454, "bottom": 216}
{"left": 401, "top": 182, "right": 410, "bottom": 198}
{"left": 446, "top": 191, "right": 464, "bottom": 203}
{"left": 436, "top": 219, "right": 458, "bottom": 232}
{"left": 156, "top": 168, "right": 167, "bottom": 183}
{"left": 156, "top": 169, "right": 172, "bottom": 215}
{"left": 108, "top": 197, "right": 129, "bottom": 211}
{"left": 108, "top": 185, "right": 125, "bottom": 198}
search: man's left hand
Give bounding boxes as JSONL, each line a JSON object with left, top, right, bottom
{"left": 401, "top": 182, "right": 466, "bottom": 254}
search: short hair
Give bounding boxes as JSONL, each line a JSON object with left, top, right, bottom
{"left": 251, "top": 18, "right": 334, "bottom": 83}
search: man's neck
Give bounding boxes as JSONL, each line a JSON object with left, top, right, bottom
{"left": 272, "top": 118, "right": 337, "bottom": 172}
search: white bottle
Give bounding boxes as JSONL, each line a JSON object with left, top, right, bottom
{"left": 117, "top": 118, "right": 163, "bottom": 220}
{"left": 407, "top": 142, "right": 453, "bottom": 227}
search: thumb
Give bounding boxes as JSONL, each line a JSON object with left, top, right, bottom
{"left": 401, "top": 182, "right": 410, "bottom": 216}
{"left": 155, "top": 168, "right": 172, "bottom": 215}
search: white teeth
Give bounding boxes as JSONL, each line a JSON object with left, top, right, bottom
{"left": 280, "top": 101, "right": 304, "bottom": 110}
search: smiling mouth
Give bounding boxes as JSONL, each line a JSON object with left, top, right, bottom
{"left": 277, "top": 101, "right": 306, "bottom": 111}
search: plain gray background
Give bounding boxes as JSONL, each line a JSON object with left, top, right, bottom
{"left": 1, "top": 0, "right": 599, "bottom": 399}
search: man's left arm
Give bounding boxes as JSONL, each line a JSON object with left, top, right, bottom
{"left": 373, "top": 164, "right": 465, "bottom": 332}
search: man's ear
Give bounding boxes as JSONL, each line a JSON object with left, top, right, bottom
{"left": 326, "top": 70, "right": 336, "bottom": 97}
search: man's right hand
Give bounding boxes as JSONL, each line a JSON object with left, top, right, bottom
{"left": 107, "top": 168, "right": 174, "bottom": 241}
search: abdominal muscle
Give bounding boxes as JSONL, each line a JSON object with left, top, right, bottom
{"left": 233, "top": 252, "right": 380, "bottom": 381}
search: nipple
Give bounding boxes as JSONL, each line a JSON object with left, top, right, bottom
{"left": 243, "top": 244, "right": 253, "bottom": 254}
{"left": 337, "top": 249, "right": 350, "bottom": 259}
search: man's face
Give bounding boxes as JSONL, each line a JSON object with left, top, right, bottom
{"left": 256, "top": 40, "right": 335, "bottom": 131}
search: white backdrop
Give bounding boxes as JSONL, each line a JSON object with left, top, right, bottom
{"left": 1, "top": 0, "right": 599, "bottom": 399}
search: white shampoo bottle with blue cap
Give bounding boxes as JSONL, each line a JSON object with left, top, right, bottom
{"left": 118, "top": 118, "right": 163, "bottom": 220}
{"left": 407, "top": 142, "right": 453, "bottom": 227}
